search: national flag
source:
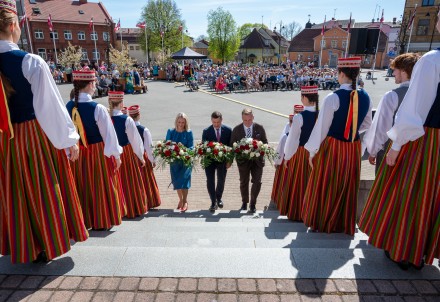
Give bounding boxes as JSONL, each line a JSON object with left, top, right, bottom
{"left": 178, "top": 24, "right": 183, "bottom": 32}
{"left": 407, "top": 7, "right": 417, "bottom": 28}
{"left": 47, "top": 14, "right": 53, "bottom": 32}
{"left": 136, "top": 21, "right": 146, "bottom": 29}
{"left": 89, "top": 17, "right": 93, "bottom": 32}
{"left": 347, "top": 13, "right": 352, "bottom": 33}
{"left": 114, "top": 18, "right": 121, "bottom": 32}
{"left": 380, "top": 9, "right": 384, "bottom": 24}
{"left": 19, "top": 15, "right": 27, "bottom": 28}
{"left": 321, "top": 15, "right": 326, "bottom": 36}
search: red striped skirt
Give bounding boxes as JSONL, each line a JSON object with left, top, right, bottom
{"left": 283, "top": 147, "right": 311, "bottom": 221}
{"left": 140, "top": 155, "right": 161, "bottom": 209}
{"left": 302, "top": 137, "right": 361, "bottom": 236}
{"left": 70, "top": 142, "right": 126, "bottom": 229}
{"left": 270, "top": 160, "right": 286, "bottom": 208}
{"left": 0, "top": 120, "right": 88, "bottom": 263}
{"left": 359, "top": 127, "right": 439, "bottom": 265}
{"left": 119, "top": 145, "right": 147, "bottom": 218}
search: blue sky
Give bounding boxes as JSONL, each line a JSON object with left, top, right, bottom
{"left": 102, "top": 0, "right": 406, "bottom": 38}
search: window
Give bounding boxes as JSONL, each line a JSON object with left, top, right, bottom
{"left": 32, "top": 7, "right": 41, "bottom": 14}
{"left": 321, "top": 39, "right": 326, "bottom": 47}
{"left": 92, "top": 49, "right": 100, "bottom": 60}
{"left": 103, "top": 32, "right": 110, "bottom": 41}
{"left": 135, "top": 46, "right": 140, "bottom": 51}
{"left": 37, "top": 48, "right": 46, "bottom": 60}
{"left": 129, "top": 46, "right": 134, "bottom": 50}
{"left": 422, "top": 0, "right": 435, "bottom": 6}
{"left": 34, "top": 29, "right": 44, "bottom": 39}
{"left": 342, "top": 40, "right": 347, "bottom": 50}
{"left": 91, "top": 31, "right": 98, "bottom": 41}
{"left": 81, "top": 49, "right": 88, "bottom": 60}
{"left": 264, "top": 39, "right": 270, "bottom": 46}
{"left": 49, "top": 31, "right": 58, "bottom": 40}
{"left": 417, "top": 19, "right": 430, "bottom": 35}
{"left": 64, "top": 30, "right": 72, "bottom": 40}
{"left": 331, "top": 40, "right": 337, "bottom": 48}
{"left": 78, "top": 31, "right": 85, "bottom": 40}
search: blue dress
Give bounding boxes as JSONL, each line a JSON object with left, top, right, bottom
{"left": 166, "top": 129, "right": 194, "bottom": 189}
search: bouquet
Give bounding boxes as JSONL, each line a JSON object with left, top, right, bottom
{"left": 195, "top": 141, "right": 233, "bottom": 169}
{"left": 232, "top": 138, "right": 278, "bottom": 165}
{"left": 153, "top": 140, "right": 194, "bottom": 168}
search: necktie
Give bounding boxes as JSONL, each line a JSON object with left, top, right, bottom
{"left": 216, "top": 128, "right": 221, "bottom": 142}
{"left": 246, "top": 127, "right": 252, "bottom": 138}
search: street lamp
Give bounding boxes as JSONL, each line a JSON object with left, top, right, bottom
{"left": 160, "top": 23, "right": 166, "bottom": 65}
{"left": 273, "top": 25, "right": 285, "bottom": 65}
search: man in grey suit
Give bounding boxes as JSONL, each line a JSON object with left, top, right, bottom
{"left": 229, "top": 108, "right": 268, "bottom": 213}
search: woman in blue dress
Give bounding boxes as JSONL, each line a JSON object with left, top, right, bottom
{"left": 166, "top": 112, "right": 194, "bottom": 212}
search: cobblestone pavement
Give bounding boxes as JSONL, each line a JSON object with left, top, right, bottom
{"left": 0, "top": 275, "right": 439, "bottom": 301}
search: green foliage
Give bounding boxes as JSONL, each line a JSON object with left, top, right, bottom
{"left": 238, "top": 23, "right": 267, "bottom": 40}
{"left": 207, "top": 7, "right": 240, "bottom": 63}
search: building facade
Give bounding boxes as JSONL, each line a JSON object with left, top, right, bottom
{"left": 116, "top": 28, "right": 147, "bottom": 63}
{"left": 21, "top": 0, "right": 115, "bottom": 65}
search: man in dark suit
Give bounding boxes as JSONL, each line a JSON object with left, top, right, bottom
{"left": 229, "top": 108, "right": 268, "bottom": 214}
{"left": 202, "top": 111, "right": 232, "bottom": 212}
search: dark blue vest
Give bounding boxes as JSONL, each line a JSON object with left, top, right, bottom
{"left": 0, "top": 50, "right": 35, "bottom": 123}
{"left": 328, "top": 89, "right": 370, "bottom": 142}
{"left": 66, "top": 101, "right": 103, "bottom": 145}
{"left": 137, "top": 125, "right": 145, "bottom": 143}
{"left": 424, "top": 83, "right": 440, "bottom": 129}
{"left": 112, "top": 115, "right": 129, "bottom": 147}
{"left": 299, "top": 110, "right": 317, "bottom": 146}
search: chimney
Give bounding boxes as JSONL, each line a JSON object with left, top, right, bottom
{"left": 79, "top": 0, "right": 88, "bottom": 4}
{"left": 393, "top": 17, "right": 397, "bottom": 24}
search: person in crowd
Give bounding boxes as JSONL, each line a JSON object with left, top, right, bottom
{"left": 128, "top": 105, "right": 161, "bottom": 210}
{"left": 202, "top": 111, "right": 232, "bottom": 212}
{"left": 122, "top": 67, "right": 134, "bottom": 94}
{"left": 166, "top": 113, "right": 194, "bottom": 212}
{"left": 0, "top": 0, "right": 88, "bottom": 264}
{"left": 108, "top": 91, "right": 147, "bottom": 218}
{"left": 229, "top": 108, "right": 268, "bottom": 214}
{"left": 359, "top": 12, "right": 440, "bottom": 270}
{"left": 302, "top": 57, "right": 372, "bottom": 236}
{"left": 97, "top": 74, "right": 110, "bottom": 97}
{"left": 363, "top": 53, "right": 420, "bottom": 174}
{"left": 66, "top": 70, "right": 126, "bottom": 231}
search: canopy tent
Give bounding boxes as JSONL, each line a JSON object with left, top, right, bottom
{"left": 171, "top": 47, "right": 207, "bottom": 60}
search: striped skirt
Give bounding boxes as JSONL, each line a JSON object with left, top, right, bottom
{"left": 302, "top": 137, "right": 361, "bottom": 236}
{"left": 119, "top": 145, "right": 148, "bottom": 218}
{"left": 0, "top": 120, "right": 88, "bottom": 263}
{"left": 270, "top": 160, "right": 286, "bottom": 208}
{"left": 70, "top": 142, "right": 126, "bottom": 230}
{"left": 283, "top": 147, "right": 311, "bottom": 221}
{"left": 140, "top": 155, "right": 161, "bottom": 209}
{"left": 359, "top": 127, "right": 439, "bottom": 265}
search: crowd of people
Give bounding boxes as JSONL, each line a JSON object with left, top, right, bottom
{"left": 0, "top": 0, "right": 439, "bottom": 275}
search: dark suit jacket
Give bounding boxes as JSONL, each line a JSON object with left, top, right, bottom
{"left": 202, "top": 124, "right": 232, "bottom": 146}
{"left": 230, "top": 122, "right": 268, "bottom": 167}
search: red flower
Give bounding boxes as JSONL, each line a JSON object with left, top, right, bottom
{"left": 244, "top": 145, "right": 250, "bottom": 150}
{"left": 175, "top": 146, "right": 180, "bottom": 153}
{"left": 260, "top": 151, "right": 265, "bottom": 156}
{"left": 198, "top": 148, "right": 204, "bottom": 155}
{"left": 240, "top": 145, "right": 245, "bottom": 150}
{"left": 208, "top": 141, "right": 215, "bottom": 147}
{"left": 185, "top": 156, "right": 190, "bottom": 160}
{"left": 213, "top": 149, "right": 219, "bottom": 155}
{"left": 164, "top": 150, "right": 171, "bottom": 157}
{"left": 235, "top": 148, "right": 240, "bottom": 153}
{"left": 165, "top": 141, "right": 171, "bottom": 146}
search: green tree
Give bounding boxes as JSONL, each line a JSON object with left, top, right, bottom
{"left": 238, "top": 23, "right": 267, "bottom": 40}
{"left": 138, "top": 0, "right": 185, "bottom": 61}
{"left": 283, "top": 21, "right": 302, "bottom": 40}
{"left": 207, "top": 7, "right": 239, "bottom": 63}
{"left": 109, "top": 45, "right": 136, "bottom": 72}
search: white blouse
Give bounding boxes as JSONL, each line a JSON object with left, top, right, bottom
{"left": 284, "top": 106, "right": 316, "bottom": 161}
{"left": 388, "top": 50, "right": 440, "bottom": 151}
{"left": 0, "top": 40, "right": 78, "bottom": 149}
{"left": 135, "top": 121, "right": 155, "bottom": 163}
{"left": 77, "top": 93, "right": 122, "bottom": 159}
{"left": 305, "top": 84, "right": 373, "bottom": 158}
{"left": 112, "top": 109, "right": 145, "bottom": 161}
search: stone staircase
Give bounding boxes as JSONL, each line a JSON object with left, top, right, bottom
{"left": 1, "top": 209, "right": 439, "bottom": 280}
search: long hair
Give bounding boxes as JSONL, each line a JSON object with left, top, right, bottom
{"left": 302, "top": 93, "right": 319, "bottom": 114}
{"left": 338, "top": 67, "right": 360, "bottom": 104}
{"left": 108, "top": 99, "right": 123, "bottom": 117}
{"left": 174, "top": 112, "right": 190, "bottom": 131}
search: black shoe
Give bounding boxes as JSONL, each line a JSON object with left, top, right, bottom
{"left": 240, "top": 203, "right": 248, "bottom": 211}
{"left": 32, "top": 251, "right": 49, "bottom": 264}
{"left": 397, "top": 261, "right": 410, "bottom": 271}
{"left": 209, "top": 203, "right": 217, "bottom": 212}
{"left": 217, "top": 199, "right": 224, "bottom": 208}
{"left": 249, "top": 204, "right": 256, "bottom": 214}
{"left": 412, "top": 259, "right": 425, "bottom": 270}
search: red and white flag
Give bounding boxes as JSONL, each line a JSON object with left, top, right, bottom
{"left": 321, "top": 15, "right": 326, "bottom": 36}
{"left": 407, "top": 7, "right": 417, "bottom": 29}
{"left": 136, "top": 21, "right": 146, "bottom": 29}
{"left": 114, "top": 18, "right": 120, "bottom": 32}
{"left": 380, "top": 9, "right": 384, "bottom": 24}
{"left": 47, "top": 14, "right": 53, "bottom": 32}
{"left": 89, "top": 17, "right": 94, "bottom": 32}
{"left": 347, "top": 13, "right": 352, "bottom": 33}
{"left": 19, "top": 15, "right": 27, "bottom": 28}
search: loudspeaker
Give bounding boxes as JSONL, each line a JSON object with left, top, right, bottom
{"left": 348, "top": 28, "right": 368, "bottom": 55}
{"left": 365, "top": 29, "right": 380, "bottom": 54}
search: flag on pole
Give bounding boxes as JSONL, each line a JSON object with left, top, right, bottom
{"left": 407, "top": 7, "right": 417, "bottom": 29}
{"left": 347, "top": 13, "right": 352, "bottom": 32}
{"left": 89, "top": 17, "right": 94, "bottom": 32}
{"left": 380, "top": 9, "right": 384, "bottom": 23}
{"left": 114, "top": 18, "right": 121, "bottom": 32}
{"left": 136, "top": 22, "right": 146, "bottom": 29}
{"left": 19, "top": 15, "right": 27, "bottom": 28}
{"left": 321, "top": 15, "right": 326, "bottom": 35}
{"left": 47, "top": 14, "right": 53, "bottom": 32}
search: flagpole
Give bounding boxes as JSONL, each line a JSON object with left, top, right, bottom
{"left": 345, "top": 13, "right": 351, "bottom": 58}
{"left": 91, "top": 17, "right": 98, "bottom": 63}
{"left": 145, "top": 26, "right": 148, "bottom": 64}
{"left": 371, "top": 12, "right": 383, "bottom": 82}
{"left": 120, "top": 28, "right": 123, "bottom": 50}
{"left": 25, "top": 16, "right": 33, "bottom": 53}
{"left": 319, "top": 15, "right": 326, "bottom": 69}
{"left": 406, "top": 4, "right": 417, "bottom": 53}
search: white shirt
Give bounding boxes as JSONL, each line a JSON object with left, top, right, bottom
{"left": 363, "top": 81, "right": 409, "bottom": 156}
{"left": 77, "top": 93, "right": 122, "bottom": 159}
{"left": 243, "top": 124, "right": 253, "bottom": 138}
{"left": 305, "top": 84, "right": 373, "bottom": 158}
{"left": 274, "top": 134, "right": 288, "bottom": 165}
{"left": 0, "top": 40, "right": 79, "bottom": 149}
{"left": 284, "top": 106, "right": 316, "bottom": 161}
{"left": 135, "top": 121, "right": 155, "bottom": 163}
{"left": 388, "top": 50, "right": 440, "bottom": 151}
{"left": 112, "top": 109, "right": 145, "bottom": 160}
{"left": 281, "top": 121, "right": 290, "bottom": 138}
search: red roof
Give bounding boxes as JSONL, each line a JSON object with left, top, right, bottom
{"left": 25, "top": 0, "right": 112, "bottom": 25}
{"left": 288, "top": 28, "right": 322, "bottom": 52}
